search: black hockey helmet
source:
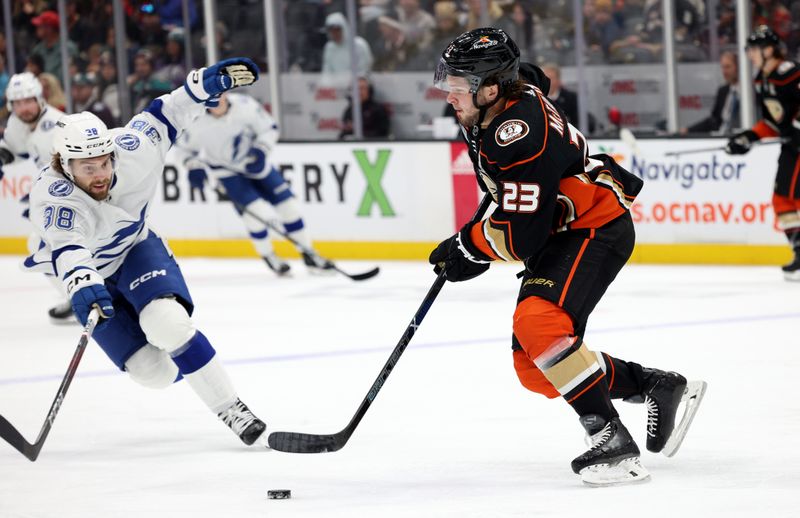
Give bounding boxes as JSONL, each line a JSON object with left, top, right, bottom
{"left": 433, "top": 28, "right": 520, "bottom": 95}
{"left": 746, "top": 25, "right": 781, "bottom": 49}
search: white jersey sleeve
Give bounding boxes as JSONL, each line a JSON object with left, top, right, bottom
{"left": 0, "top": 116, "right": 32, "bottom": 163}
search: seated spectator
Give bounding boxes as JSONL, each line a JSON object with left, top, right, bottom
{"left": 30, "top": 10, "right": 78, "bottom": 80}
{"left": 752, "top": 0, "right": 791, "bottom": 42}
{"left": 340, "top": 77, "right": 391, "bottom": 139}
{"left": 38, "top": 72, "right": 67, "bottom": 111}
{"left": 372, "top": 15, "right": 418, "bottom": 71}
{"left": 395, "top": 0, "right": 435, "bottom": 52}
{"left": 0, "top": 54, "right": 9, "bottom": 106}
{"left": 98, "top": 52, "right": 121, "bottom": 120}
{"left": 322, "top": 12, "right": 374, "bottom": 85}
{"left": 681, "top": 51, "right": 739, "bottom": 135}
{"left": 412, "top": 1, "right": 464, "bottom": 70}
{"left": 495, "top": 2, "right": 534, "bottom": 63}
{"left": 71, "top": 72, "right": 117, "bottom": 128}
{"left": 25, "top": 54, "right": 45, "bottom": 76}
{"left": 541, "top": 63, "right": 577, "bottom": 125}
{"left": 128, "top": 49, "right": 172, "bottom": 113}
{"left": 584, "top": 0, "right": 624, "bottom": 62}
{"left": 153, "top": 28, "right": 188, "bottom": 88}
{"left": 466, "top": 0, "right": 503, "bottom": 31}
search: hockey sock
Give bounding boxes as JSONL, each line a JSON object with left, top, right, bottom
{"left": 785, "top": 229, "right": 800, "bottom": 253}
{"left": 274, "top": 198, "right": 313, "bottom": 249}
{"left": 172, "top": 331, "right": 237, "bottom": 413}
{"left": 594, "top": 352, "right": 646, "bottom": 400}
{"left": 533, "top": 337, "right": 617, "bottom": 421}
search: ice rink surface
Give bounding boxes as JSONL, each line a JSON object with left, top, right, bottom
{"left": 0, "top": 256, "right": 798, "bottom": 518}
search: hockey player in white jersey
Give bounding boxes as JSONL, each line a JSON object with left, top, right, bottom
{"left": 24, "top": 58, "right": 269, "bottom": 447}
{"left": 0, "top": 72, "right": 74, "bottom": 324}
{"left": 177, "top": 92, "right": 334, "bottom": 276}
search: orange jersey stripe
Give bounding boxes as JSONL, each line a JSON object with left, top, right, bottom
{"left": 753, "top": 120, "right": 779, "bottom": 139}
{"left": 469, "top": 220, "right": 502, "bottom": 260}
{"left": 558, "top": 229, "right": 594, "bottom": 306}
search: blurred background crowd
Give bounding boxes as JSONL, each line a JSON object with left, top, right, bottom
{"left": 0, "top": 0, "right": 794, "bottom": 139}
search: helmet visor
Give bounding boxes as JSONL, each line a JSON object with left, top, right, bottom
{"left": 433, "top": 58, "right": 480, "bottom": 94}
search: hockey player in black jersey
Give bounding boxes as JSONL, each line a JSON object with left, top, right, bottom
{"left": 428, "top": 28, "right": 707, "bottom": 486}
{"left": 726, "top": 26, "right": 800, "bottom": 280}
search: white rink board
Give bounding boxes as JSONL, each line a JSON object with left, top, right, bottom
{"left": 0, "top": 139, "right": 787, "bottom": 246}
{"left": 591, "top": 138, "right": 785, "bottom": 245}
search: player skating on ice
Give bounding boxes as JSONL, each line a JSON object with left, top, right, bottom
{"left": 24, "top": 58, "right": 268, "bottom": 447}
{"left": 725, "top": 26, "right": 800, "bottom": 281}
{"left": 176, "top": 92, "right": 335, "bottom": 276}
{"left": 0, "top": 72, "right": 75, "bottom": 324}
{"left": 428, "top": 28, "right": 706, "bottom": 486}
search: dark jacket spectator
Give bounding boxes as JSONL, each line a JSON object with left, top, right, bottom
{"left": 340, "top": 77, "right": 391, "bottom": 139}
{"left": 71, "top": 72, "right": 117, "bottom": 128}
{"left": 683, "top": 52, "right": 740, "bottom": 134}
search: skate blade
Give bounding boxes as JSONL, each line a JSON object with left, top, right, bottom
{"left": 662, "top": 380, "right": 707, "bottom": 458}
{"left": 783, "top": 270, "right": 800, "bottom": 282}
{"left": 580, "top": 457, "right": 651, "bottom": 487}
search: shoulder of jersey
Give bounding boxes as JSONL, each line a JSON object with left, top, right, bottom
{"left": 773, "top": 60, "right": 800, "bottom": 80}
{"left": 110, "top": 127, "right": 146, "bottom": 154}
{"left": 32, "top": 168, "right": 79, "bottom": 201}
{"left": 482, "top": 94, "right": 543, "bottom": 164}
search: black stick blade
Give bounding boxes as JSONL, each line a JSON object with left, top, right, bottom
{"left": 0, "top": 414, "right": 38, "bottom": 461}
{"left": 342, "top": 266, "right": 380, "bottom": 281}
{"left": 267, "top": 431, "right": 343, "bottom": 453}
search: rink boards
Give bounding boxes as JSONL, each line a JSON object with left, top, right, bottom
{"left": 0, "top": 138, "right": 791, "bottom": 264}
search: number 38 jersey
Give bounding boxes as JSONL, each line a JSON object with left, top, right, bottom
{"left": 461, "top": 85, "right": 644, "bottom": 262}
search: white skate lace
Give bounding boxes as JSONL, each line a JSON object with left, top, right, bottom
{"left": 218, "top": 400, "right": 257, "bottom": 436}
{"left": 588, "top": 422, "right": 613, "bottom": 449}
{"left": 645, "top": 396, "right": 658, "bottom": 437}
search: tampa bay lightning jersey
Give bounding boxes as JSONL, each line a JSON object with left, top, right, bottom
{"left": 24, "top": 88, "right": 204, "bottom": 292}
{"left": 176, "top": 93, "right": 279, "bottom": 179}
{"left": 0, "top": 105, "right": 66, "bottom": 169}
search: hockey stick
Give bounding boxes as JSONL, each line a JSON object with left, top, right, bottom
{"left": 664, "top": 137, "right": 787, "bottom": 157}
{"left": 0, "top": 308, "right": 100, "bottom": 461}
{"left": 267, "top": 194, "right": 494, "bottom": 453}
{"left": 213, "top": 187, "right": 380, "bottom": 281}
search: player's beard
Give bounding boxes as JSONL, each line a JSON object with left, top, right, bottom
{"left": 80, "top": 178, "right": 112, "bottom": 201}
{"left": 456, "top": 107, "right": 479, "bottom": 128}
{"left": 17, "top": 108, "right": 41, "bottom": 124}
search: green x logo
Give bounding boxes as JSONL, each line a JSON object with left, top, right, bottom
{"left": 354, "top": 149, "right": 395, "bottom": 217}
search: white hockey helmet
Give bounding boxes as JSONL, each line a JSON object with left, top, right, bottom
{"left": 6, "top": 72, "right": 45, "bottom": 112}
{"left": 53, "top": 112, "right": 117, "bottom": 181}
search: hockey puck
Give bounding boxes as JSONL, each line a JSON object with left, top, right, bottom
{"left": 267, "top": 489, "right": 291, "bottom": 500}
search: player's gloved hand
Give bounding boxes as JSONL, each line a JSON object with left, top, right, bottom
{"left": 188, "top": 168, "right": 207, "bottom": 189}
{"left": 429, "top": 224, "right": 492, "bottom": 282}
{"left": 70, "top": 284, "right": 115, "bottom": 326}
{"left": 725, "top": 130, "right": 758, "bottom": 155}
{"left": 244, "top": 147, "right": 266, "bottom": 175}
{"left": 184, "top": 58, "right": 260, "bottom": 104}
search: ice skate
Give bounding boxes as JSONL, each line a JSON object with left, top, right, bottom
{"left": 781, "top": 252, "right": 800, "bottom": 281}
{"left": 263, "top": 253, "right": 291, "bottom": 277}
{"left": 571, "top": 414, "right": 650, "bottom": 487}
{"left": 638, "top": 368, "right": 687, "bottom": 453}
{"left": 302, "top": 251, "right": 336, "bottom": 275}
{"left": 218, "top": 398, "right": 267, "bottom": 446}
{"left": 48, "top": 301, "right": 78, "bottom": 325}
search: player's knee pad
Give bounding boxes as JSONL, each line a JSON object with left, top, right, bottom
{"left": 125, "top": 344, "right": 179, "bottom": 389}
{"left": 512, "top": 349, "right": 559, "bottom": 398}
{"left": 139, "top": 297, "right": 196, "bottom": 353}
{"left": 512, "top": 297, "right": 574, "bottom": 358}
{"left": 241, "top": 199, "right": 273, "bottom": 233}
{"left": 513, "top": 297, "right": 603, "bottom": 399}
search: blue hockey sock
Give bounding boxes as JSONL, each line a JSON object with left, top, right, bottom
{"left": 171, "top": 331, "right": 217, "bottom": 375}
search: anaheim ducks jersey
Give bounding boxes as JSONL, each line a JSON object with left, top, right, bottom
{"left": 752, "top": 60, "right": 800, "bottom": 139}
{"left": 462, "top": 85, "right": 643, "bottom": 262}
{"left": 0, "top": 105, "right": 66, "bottom": 169}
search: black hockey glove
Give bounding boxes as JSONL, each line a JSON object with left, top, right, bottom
{"left": 429, "top": 224, "right": 492, "bottom": 282}
{"left": 725, "top": 130, "right": 758, "bottom": 155}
